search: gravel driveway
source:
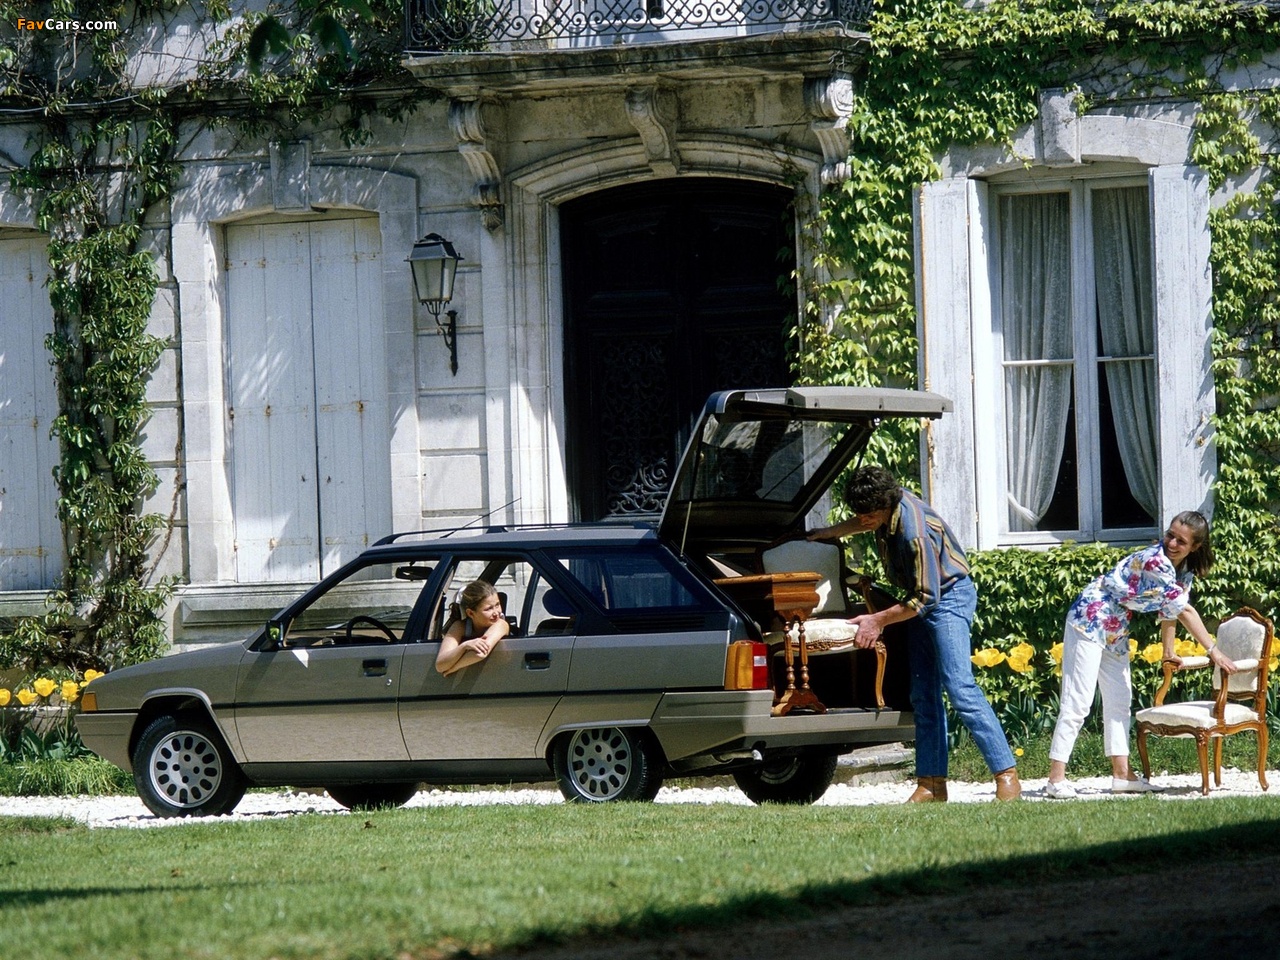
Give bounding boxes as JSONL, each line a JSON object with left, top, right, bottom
{"left": 0, "top": 768, "right": 1271, "bottom": 828}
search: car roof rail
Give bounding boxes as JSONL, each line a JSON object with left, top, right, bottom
{"left": 480, "top": 519, "right": 655, "bottom": 534}
{"left": 373, "top": 516, "right": 655, "bottom": 546}
{"left": 374, "top": 526, "right": 481, "bottom": 546}
{"left": 375, "top": 497, "right": 525, "bottom": 545}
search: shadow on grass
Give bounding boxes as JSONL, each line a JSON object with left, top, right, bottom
{"left": 1, "top": 880, "right": 264, "bottom": 911}
{"left": 500, "top": 815, "right": 1280, "bottom": 954}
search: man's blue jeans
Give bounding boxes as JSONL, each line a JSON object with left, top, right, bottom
{"left": 907, "top": 576, "right": 1016, "bottom": 778}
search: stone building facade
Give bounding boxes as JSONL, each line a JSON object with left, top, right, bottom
{"left": 0, "top": 6, "right": 1245, "bottom": 647}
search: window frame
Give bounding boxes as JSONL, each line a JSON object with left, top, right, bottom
{"left": 988, "top": 174, "right": 1159, "bottom": 546}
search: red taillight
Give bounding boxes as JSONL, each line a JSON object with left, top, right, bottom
{"left": 725, "top": 640, "right": 770, "bottom": 690}
{"left": 751, "top": 645, "right": 769, "bottom": 690}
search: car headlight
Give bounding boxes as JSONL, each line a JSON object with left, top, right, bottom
{"left": 79, "top": 691, "right": 98, "bottom": 712}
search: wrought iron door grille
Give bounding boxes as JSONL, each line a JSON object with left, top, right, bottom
{"left": 405, "top": 0, "right": 874, "bottom": 54}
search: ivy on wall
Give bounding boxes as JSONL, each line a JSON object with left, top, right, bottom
{"left": 795, "top": 0, "right": 1280, "bottom": 656}
{"left": 0, "top": 0, "right": 427, "bottom": 671}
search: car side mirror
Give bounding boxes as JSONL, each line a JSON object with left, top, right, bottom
{"left": 263, "top": 618, "right": 286, "bottom": 650}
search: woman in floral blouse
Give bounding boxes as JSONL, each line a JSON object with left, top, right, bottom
{"left": 1044, "top": 511, "right": 1236, "bottom": 798}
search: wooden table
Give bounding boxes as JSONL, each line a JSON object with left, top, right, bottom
{"left": 713, "top": 572, "right": 826, "bottom": 716}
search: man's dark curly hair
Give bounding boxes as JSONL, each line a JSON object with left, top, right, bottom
{"left": 843, "top": 466, "right": 902, "bottom": 515}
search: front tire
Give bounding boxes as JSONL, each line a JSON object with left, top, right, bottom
{"left": 326, "top": 782, "right": 419, "bottom": 810}
{"left": 132, "top": 715, "right": 247, "bottom": 818}
{"left": 553, "top": 726, "right": 663, "bottom": 803}
{"left": 733, "top": 753, "right": 838, "bottom": 805}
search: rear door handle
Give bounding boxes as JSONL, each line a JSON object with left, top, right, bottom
{"left": 362, "top": 658, "right": 388, "bottom": 677}
{"left": 523, "top": 652, "right": 552, "bottom": 671}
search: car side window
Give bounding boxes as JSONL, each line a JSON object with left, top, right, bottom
{"left": 547, "top": 548, "right": 707, "bottom": 612}
{"left": 281, "top": 560, "right": 435, "bottom": 648}
{"left": 431, "top": 557, "right": 536, "bottom": 639}
{"left": 528, "top": 575, "right": 578, "bottom": 636}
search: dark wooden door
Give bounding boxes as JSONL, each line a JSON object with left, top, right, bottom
{"left": 560, "top": 179, "right": 795, "bottom": 521}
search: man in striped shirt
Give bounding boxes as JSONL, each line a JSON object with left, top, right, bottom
{"left": 809, "top": 466, "right": 1020, "bottom": 802}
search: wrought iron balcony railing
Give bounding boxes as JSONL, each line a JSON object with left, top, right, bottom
{"left": 405, "top": 0, "right": 874, "bottom": 55}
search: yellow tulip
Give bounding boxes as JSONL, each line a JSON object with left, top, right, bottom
{"left": 1006, "top": 642, "right": 1035, "bottom": 674}
{"left": 1139, "top": 643, "right": 1164, "bottom": 665}
{"left": 0, "top": 689, "right": 10, "bottom": 706}
{"left": 33, "top": 677, "right": 57, "bottom": 698}
{"left": 17, "top": 688, "right": 37, "bottom": 706}
{"left": 971, "top": 648, "right": 1006, "bottom": 668}
{"left": 1049, "top": 642, "right": 1065, "bottom": 677}
{"left": 61, "top": 680, "right": 80, "bottom": 703}
{"left": 83, "top": 669, "right": 104, "bottom": 684}
{"left": 1128, "top": 638, "right": 1139, "bottom": 660}
{"left": 1174, "top": 639, "right": 1200, "bottom": 658}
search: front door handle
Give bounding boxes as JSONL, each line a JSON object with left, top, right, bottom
{"left": 523, "top": 652, "right": 552, "bottom": 671}
{"left": 362, "top": 658, "right": 388, "bottom": 677}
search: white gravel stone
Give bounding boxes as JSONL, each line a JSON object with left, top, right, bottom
{"left": 0, "top": 768, "right": 1271, "bottom": 828}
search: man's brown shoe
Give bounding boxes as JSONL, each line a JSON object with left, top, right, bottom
{"left": 994, "top": 767, "right": 1022, "bottom": 801}
{"left": 906, "top": 776, "right": 948, "bottom": 803}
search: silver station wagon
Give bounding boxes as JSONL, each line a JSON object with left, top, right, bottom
{"left": 76, "top": 387, "right": 951, "bottom": 816}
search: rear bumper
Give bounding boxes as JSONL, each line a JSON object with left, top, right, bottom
{"left": 74, "top": 712, "right": 138, "bottom": 772}
{"left": 649, "top": 690, "right": 914, "bottom": 761}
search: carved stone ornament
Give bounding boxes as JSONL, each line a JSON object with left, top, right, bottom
{"left": 449, "top": 98, "right": 504, "bottom": 231}
{"left": 625, "top": 86, "right": 680, "bottom": 177}
{"left": 269, "top": 140, "right": 312, "bottom": 212}
{"left": 804, "top": 74, "right": 854, "bottom": 186}
{"left": 1037, "top": 88, "right": 1082, "bottom": 165}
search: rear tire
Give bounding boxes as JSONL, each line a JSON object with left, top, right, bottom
{"left": 553, "top": 726, "right": 663, "bottom": 803}
{"left": 132, "top": 715, "right": 247, "bottom": 818}
{"left": 733, "top": 753, "right": 838, "bottom": 805}
{"left": 326, "top": 782, "right": 419, "bottom": 810}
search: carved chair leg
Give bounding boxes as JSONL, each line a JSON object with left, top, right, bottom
{"left": 1136, "top": 729, "right": 1152, "bottom": 780}
{"left": 1213, "top": 737, "right": 1224, "bottom": 787}
{"left": 1195, "top": 733, "right": 1211, "bottom": 796}
{"left": 1259, "top": 726, "right": 1270, "bottom": 792}
{"left": 873, "top": 640, "right": 886, "bottom": 710}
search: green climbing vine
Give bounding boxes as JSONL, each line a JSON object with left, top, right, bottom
{"left": 793, "top": 0, "right": 1280, "bottom": 656}
{"left": 0, "top": 0, "right": 428, "bottom": 671}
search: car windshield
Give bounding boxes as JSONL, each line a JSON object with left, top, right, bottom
{"left": 685, "top": 415, "right": 853, "bottom": 505}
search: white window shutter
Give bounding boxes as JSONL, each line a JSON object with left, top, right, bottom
{"left": 915, "top": 177, "right": 988, "bottom": 549}
{"left": 1149, "top": 165, "right": 1216, "bottom": 523}
{"left": 0, "top": 237, "right": 61, "bottom": 590}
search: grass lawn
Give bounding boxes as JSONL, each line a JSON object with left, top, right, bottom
{"left": 3, "top": 795, "right": 1280, "bottom": 960}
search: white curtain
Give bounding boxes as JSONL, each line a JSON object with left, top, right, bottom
{"left": 1092, "top": 187, "right": 1158, "bottom": 521}
{"left": 1001, "top": 193, "right": 1074, "bottom": 531}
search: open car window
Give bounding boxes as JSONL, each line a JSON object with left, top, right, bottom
{"left": 281, "top": 560, "right": 435, "bottom": 648}
{"left": 430, "top": 557, "right": 537, "bottom": 639}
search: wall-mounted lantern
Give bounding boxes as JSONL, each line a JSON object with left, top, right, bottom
{"left": 407, "top": 232, "right": 464, "bottom": 375}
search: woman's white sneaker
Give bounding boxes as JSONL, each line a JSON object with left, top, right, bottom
{"left": 1044, "top": 779, "right": 1078, "bottom": 799}
{"left": 1111, "top": 776, "right": 1162, "bottom": 794}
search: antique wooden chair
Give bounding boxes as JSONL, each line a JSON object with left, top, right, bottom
{"left": 758, "top": 539, "right": 888, "bottom": 709}
{"left": 1135, "top": 607, "right": 1274, "bottom": 795}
